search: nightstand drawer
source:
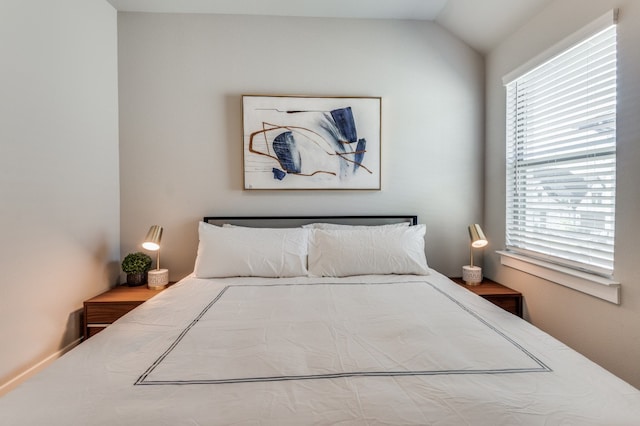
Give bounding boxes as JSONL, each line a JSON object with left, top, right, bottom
{"left": 450, "top": 278, "right": 523, "bottom": 318}
{"left": 85, "top": 301, "right": 143, "bottom": 323}
{"left": 483, "top": 296, "right": 519, "bottom": 316}
{"left": 86, "top": 326, "right": 107, "bottom": 338}
{"left": 83, "top": 283, "right": 174, "bottom": 340}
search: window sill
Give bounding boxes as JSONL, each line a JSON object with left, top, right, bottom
{"left": 497, "top": 251, "right": 620, "bottom": 304}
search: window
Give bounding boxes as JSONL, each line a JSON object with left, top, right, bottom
{"left": 503, "top": 13, "right": 618, "bottom": 299}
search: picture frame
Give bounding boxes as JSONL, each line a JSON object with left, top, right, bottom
{"left": 242, "top": 95, "right": 381, "bottom": 190}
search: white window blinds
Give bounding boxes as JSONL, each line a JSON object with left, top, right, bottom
{"left": 505, "top": 23, "right": 617, "bottom": 277}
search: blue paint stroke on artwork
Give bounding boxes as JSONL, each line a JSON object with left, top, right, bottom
{"left": 272, "top": 168, "right": 286, "bottom": 180}
{"left": 353, "top": 138, "right": 366, "bottom": 173}
{"left": 273, "top": 131, "right": 301, "bottom": 174}
{"left": 330, "top": 107, "right": 358, "bottom": 143}
{"left": 319, "top": 114, "right": 347, "bottom": 154}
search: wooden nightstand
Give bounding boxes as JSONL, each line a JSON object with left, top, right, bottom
{"left": 451, "top": 278, "right": 523, "bottom": 318}
{"left": 83, "top": 283, "right": 173, "bottom": 339}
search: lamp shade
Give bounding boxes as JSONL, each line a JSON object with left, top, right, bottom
{"left": 142, "top": 225, "right": 163, "bottom": 251}
{"left": 468, "top": 224, "right": 488, "bottom": 248}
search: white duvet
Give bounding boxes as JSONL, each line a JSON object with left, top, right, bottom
{"left": 2, "top": 271, "right": 640, "bottom": 425}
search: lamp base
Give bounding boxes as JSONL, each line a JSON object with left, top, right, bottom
{"left": 462, "top": 265, "right": 483, "bottom": 285}
{"left": 147, "top": 269, "right": 169, "bottom": 290}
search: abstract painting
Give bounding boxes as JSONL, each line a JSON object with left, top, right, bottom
{"left": 243, "top": 95, "right": 381, "bottom": 190}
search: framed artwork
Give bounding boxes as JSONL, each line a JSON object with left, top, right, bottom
{"left": 243, "top": 95, "right": 381, "bottom": 190}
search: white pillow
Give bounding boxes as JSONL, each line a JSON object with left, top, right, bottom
{"left": 302, "top": 222, "right": 410, "bottom": 230}
{"left": 194, "top": 222, "right": 309, "bottom": 278}
{"left": 308, "top": 225, "right": 429, "bottom": 277}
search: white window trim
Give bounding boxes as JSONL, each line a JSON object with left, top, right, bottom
{"left": 498, "top": 250, "right": 620, "bottom": 304}
{"left": 500, "top": 9, "right": 621, "bottom": 304}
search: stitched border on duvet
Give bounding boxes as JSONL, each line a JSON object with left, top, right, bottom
{"left": 136, "top": 281, "right": 550, "bottom": 386}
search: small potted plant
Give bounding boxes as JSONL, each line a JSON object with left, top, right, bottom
{"left": 121, "top": 252, "right": 152, "bottom": 286}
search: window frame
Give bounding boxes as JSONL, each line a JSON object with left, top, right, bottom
{"left": 500, "top": 10, "right": 620, "bottom": 304}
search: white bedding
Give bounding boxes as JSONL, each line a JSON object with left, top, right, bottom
{"left": 2, "top": 271, "right": 640, "bottom": 425}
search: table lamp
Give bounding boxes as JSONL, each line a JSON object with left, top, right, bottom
{"left": 462, "top": 224, "right": 488, "bottom": 285}
{"left": 142, "top": 225, "right": 169, "bottom": 290}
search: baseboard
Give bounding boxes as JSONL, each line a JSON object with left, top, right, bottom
{"left": 0, "top": 338, "right": 82, "bottom": 397}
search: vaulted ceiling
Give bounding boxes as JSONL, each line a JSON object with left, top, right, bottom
{"left": 106, "top": 0, "right": 554, "bottom": 53}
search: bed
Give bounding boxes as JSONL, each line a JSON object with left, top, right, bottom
{"left": 2, "top": 215, "right": 640, "bottom": 425}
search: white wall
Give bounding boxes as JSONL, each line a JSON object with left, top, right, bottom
{"left": 485, "top": 0, "right": 640, "bottom": 388}
{"left": 117, "top": 13, "right": 484, "bottom": 279}
{"left": 0, "top": 0, "right": 120, "bottom": 393}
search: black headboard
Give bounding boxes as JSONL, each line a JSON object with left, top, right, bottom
{"left": 203, "top": 215, "right": 418, "bottom": 228}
